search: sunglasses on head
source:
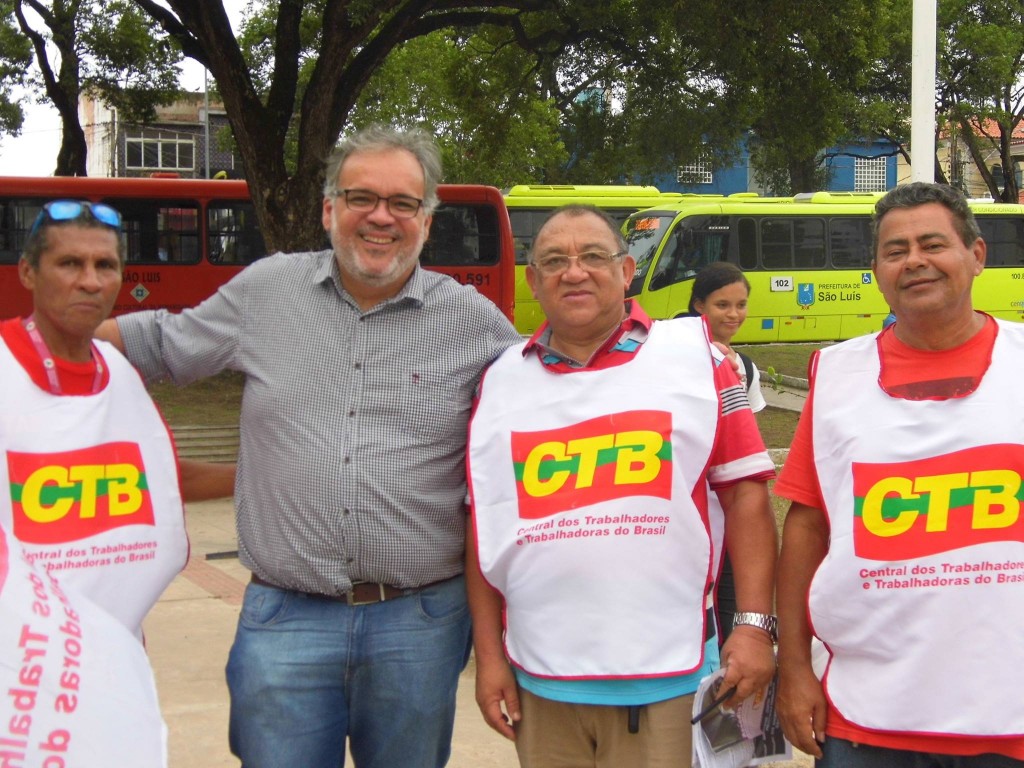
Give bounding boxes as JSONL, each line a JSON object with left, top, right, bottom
{"left": 28, "top": 200, "right": 123, "bottom": 240}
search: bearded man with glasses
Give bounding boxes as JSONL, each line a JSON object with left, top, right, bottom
{"left": 466, "top": 204, "right": 778, "bottom": 766}
{"left": 0, "top": 200, "right": 232, "bottom": 642}
{"left": 96, "top": 124, "right": 521, "bottom": 768}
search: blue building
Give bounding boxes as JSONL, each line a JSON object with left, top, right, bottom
{"left": 656, "top": 136, "right": 899, "bottom": 195}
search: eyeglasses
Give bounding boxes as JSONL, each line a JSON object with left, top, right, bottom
{"left": 28, "top": 200, "right": 122, "bottom": 240}
{"left": 333, "top": 188, "right": 424, "bottom": 219}
{"left": 530, "top": 250, "right": 627, "bottom": 277}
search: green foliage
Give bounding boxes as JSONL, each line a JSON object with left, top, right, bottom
{"left": 81, "top": 0, "right": 182, "bottom": 123}
{"left": 0, "top": 0, "right": 32, "bottom": 136}
{"left": 351, "top": 31, "right": 566, "bottom": 185}
{"left": 5, "top": 0, "right": 186, "bottom": 174}
{"left": 938, "top": 0, "right": 1024, "bottom": 200}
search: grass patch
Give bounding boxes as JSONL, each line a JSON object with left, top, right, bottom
{"left": 756, "top": 405, "right": 800, "bottom": 451}
{"left": 148, "top": 370, "right": 245, "bottom": 425}
{"left": 737, "top": 343, "right": 830, "bottom": 381}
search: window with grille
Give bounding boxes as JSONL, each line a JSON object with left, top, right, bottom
{"left": 677, "top": 158, "right": 713, "bottom": 185}
{"left": 126, "top": 135, "right": 196, "bottom": 172}
{"left": 854, "top": 156, "right": 888, "bottom": 192}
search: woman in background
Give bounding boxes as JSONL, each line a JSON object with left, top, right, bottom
{"left": 689, "top": 262, "right": 766, "bottom": 413}
{"left": 689, "top": 261, "right": 767, "bottom": 643}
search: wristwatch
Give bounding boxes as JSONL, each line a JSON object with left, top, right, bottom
{"left": 732, "top": 612, "right": 778, "bottom": 642}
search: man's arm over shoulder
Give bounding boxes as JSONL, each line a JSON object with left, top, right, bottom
{"left": 96, "top": 269, "right": 252, "bottom": 385}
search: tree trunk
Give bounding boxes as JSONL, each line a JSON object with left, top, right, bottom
{"left": 54, "top": 111, "right": 88, "bottom": 176}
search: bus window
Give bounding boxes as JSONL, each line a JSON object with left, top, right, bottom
{"left": 738, "top": 218, "right": 757, "bottom": 270}
{"left": 509, "top": 209, "right": 547, "bottom": 265}
{"left": 979, "top": 218, "right": 1024, "bottom": 267}
{"left": 761, "top": 218, "right": 825, "bottom": 269}
{"left": 624, "top": 213, "right": 674, "bottom": 296}
{"left": 0, "top": 198, "right": 39, "bottom": 264}
{"left": 421, "top": 203, "right": 500, "bottom": 267}
{"left": 829, "top": 218, "right": 873, "bottom": 268}
{"left": 208, "top": 200, "right": 267, "bottom": 265}
{"left": 794, "top": 219, "right": 826, "bottom": 268}
{"left": 113, "top": 198, "right": 201, "bottom": 264}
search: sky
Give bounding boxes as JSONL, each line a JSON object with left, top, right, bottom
{"left": 0, "top": 2, "right": 245, "bottom": 177}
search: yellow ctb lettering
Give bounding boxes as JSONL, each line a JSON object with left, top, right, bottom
{"left": 68, "top": 464, "right": 105, "bottom": 519}
{"left": 522, "top": 442, "right": 571, "bottom": 497}
{"left": 970, "top": 470, "right": 1020, "bottom": 530}
{"left": 21, "top": 466, "right": 75, "bottom": 523}
{"left": 522, "top": 430, "right": 664, "bottom": 496}
{"left": 566, "top": 435, "right": 615, "bottom": 489}
{"left": 862, "top": 469, "right": 1023, "bottom": 536}
{"left": 106, "top": 464, "right": 143, "bottom": 516}
{"left": 20, "top": 464, "right": 144, "bottom": 522}
{"left": 861, "top": 476, "right": 918, "bottom": 536}
{"left": 613, "top": 431, "right": 663, "bottom": 485}
{"left": 914, "top": 473, "right": 967, "bottom": 533}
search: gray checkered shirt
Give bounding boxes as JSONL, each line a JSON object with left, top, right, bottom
{"left": 118, "top": 250, "right": 521, "bottom": 595}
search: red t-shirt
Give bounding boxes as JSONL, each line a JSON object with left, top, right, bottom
{"left": 525, "top": 303, "right": 774, "bottom": 488}
{"left": 775, "top": 317, "right": 1024, "bottom": 758}
{"left": 0, "top": 317, "right": 111, "bottom": 395}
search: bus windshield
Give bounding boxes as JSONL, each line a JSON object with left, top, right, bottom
{"left": 624, "top": 213, "right": 675, "bottom": 296}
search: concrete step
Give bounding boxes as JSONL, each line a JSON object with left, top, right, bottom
{"left": 172, "top": 424, "right": 239, "bottom": 463}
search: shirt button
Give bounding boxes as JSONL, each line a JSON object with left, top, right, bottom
{"left": 348, "top": 410, "right": 355, "bottom": 417}
{"left": 342, "top": 508, "right": 350, "bottom": 516}
{"left": 343, "top": 457, "right": 351, "bottom": 464}
{"left": 354, "top": 362, "right": 361, "bottom": 370}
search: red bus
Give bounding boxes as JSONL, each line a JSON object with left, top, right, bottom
{"left": 0, "top": 176, "right": 515, "bottom": 320}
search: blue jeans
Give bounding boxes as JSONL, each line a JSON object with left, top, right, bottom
{"left": 226, "top": 575, "right": 472, "bottom": 768}
{"left": 819, "top": 738, "right": 1024, "bottom": 768}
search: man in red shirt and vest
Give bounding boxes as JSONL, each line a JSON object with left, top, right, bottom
{"left": 467, "top": 205, "right": 778, "bottom": 766}
{"left": 1, "top": 200, "right": 232, "bottom": 640}
{"left": 775, "top": 182, "right": 1024, "bottom": 765}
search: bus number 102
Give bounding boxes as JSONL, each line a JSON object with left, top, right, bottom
{"left": 771, "top": 277, "right": 794, "bottom": 292}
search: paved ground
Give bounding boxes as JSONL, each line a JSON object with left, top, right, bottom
{"left": 145, "top": 379, "right": 811, "bottom": 767}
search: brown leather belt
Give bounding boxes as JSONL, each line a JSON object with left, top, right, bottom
{"left": 251, "top": 573, "right": 411, "bottom": 606}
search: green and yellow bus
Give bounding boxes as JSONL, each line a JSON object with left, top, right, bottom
{"left": 623, "top": 191, "right": 1024, "bottom": 342}
{"left": 504, "top": 185, "right": 698, "bottom": 334}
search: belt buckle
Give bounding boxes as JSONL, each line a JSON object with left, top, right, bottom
{"left": 346, "top": 582, "right": 386, "bottom": 606}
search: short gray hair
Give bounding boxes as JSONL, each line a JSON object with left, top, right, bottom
{"left": 323, "top": 124, "right": 442, "bottom": 214}
{"left": 530, "top": 204, "right": 628, "bottom": 262}
{"left": 872, "top": 182, "right": 981, "bottom": 256}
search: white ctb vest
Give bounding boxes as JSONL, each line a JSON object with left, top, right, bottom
{"left": 809, "top": 322, "right": 1024, "bottom": 737}
{"left": 470, "top": 318, "right": 719, "bottom": 679}
{"left": 0, "top": 337, "right": 187, "bottom": 639}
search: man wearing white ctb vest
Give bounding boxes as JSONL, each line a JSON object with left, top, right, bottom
{"left": 0, "top": 200, "right": 233, "bottom": 640}
{"left": 775, "top": 182, "right": 1024, "bottom": 766}
{"left": 467, "top": 205, "right": 778, "bottom": 767}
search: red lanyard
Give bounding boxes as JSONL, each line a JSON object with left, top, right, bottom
{"left": 22, "top": 315, "right": 104, "bottom": 395}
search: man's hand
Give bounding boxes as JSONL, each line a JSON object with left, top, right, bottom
{"left": 718, "top": 625, "right": 776, "bottom": 707}
{"left": 474, "top": 654, "right": 521, "bottom": 741}
{"left": 712, "top": 341, "right": 743, "bottom": 379}
{"left": 776, "top": 659, "right": 827, "bottom": 758}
